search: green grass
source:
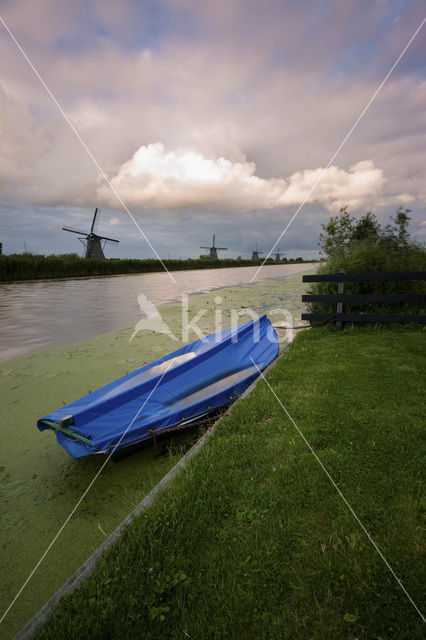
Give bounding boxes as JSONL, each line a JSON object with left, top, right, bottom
{"left": 33, "top": 327, "right": 425, "bottom": 639}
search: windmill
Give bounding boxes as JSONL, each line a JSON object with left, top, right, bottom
{"left": 274, "top": 247, "right": 283, "bottom": 261}
{"left": 62, "top": 208, "right": 119, "bottom": 259}
{"left": 200, "top": 234, "right": 227, "bottom": 259}
{"left": 251, "top": 243, "right": 263, "bottom": 261}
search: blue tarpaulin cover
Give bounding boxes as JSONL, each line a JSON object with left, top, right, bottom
{"left": 38, "top": 315, "right": 278, "bottom": 458}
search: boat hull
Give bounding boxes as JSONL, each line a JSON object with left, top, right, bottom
{"left": 37, "top": 315, "right": 278, "bottom": 458}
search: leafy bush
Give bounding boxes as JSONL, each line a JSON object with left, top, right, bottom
{"left": 309, "top": 208, "right": 426, "bottom": 317}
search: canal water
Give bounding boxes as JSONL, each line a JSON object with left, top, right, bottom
{"left": 0, "top": 263, "right": 316, "bottom": 361}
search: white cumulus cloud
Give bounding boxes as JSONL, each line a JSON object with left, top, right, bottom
{"left": 99, "top": 143, "right": 386, "bottom": 213}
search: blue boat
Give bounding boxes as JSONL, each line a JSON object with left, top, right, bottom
{"left": 37, "top": 315, "right": 278, "bottom": 458}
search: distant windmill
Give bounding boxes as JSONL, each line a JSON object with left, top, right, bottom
{"left": 62, "top": 208, "right": 119, "bottom": 259}
{"left": 200, "top": 234, "right": 227, "bottom": 259}
{"left": 251, "top": 243, "right": 263, "bottom": 261}
{"left": 274, "top": 247, "right": 283, "bottom": 261}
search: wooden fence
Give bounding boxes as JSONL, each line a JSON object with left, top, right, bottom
{"left": 301, "top": 270, "right": 426, "bottom": 325}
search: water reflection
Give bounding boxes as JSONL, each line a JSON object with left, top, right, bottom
{"left": 0, "top": 264, "right": 316, "bottom": 361}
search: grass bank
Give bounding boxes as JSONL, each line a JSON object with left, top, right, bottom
{"left": 32, "top": 327, "right": 425, "bottom": 639}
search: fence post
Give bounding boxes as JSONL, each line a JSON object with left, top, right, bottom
{"left": 336, "top": 267, "right": 345, "bottom": 328}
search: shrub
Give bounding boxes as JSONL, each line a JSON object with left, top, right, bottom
{"left": 309, "top": 208, "right": 426, "bottom": 317}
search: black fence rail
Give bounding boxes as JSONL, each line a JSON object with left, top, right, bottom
{"left": 301, "top": 270, "right": 426, "bottom": 325}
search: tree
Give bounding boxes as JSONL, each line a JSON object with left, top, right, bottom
{"left": 319, "top": 207, "right": 415, "bottom": 258}
{"left": 319, "top": 206, "right": 354, "bottom": 257}
{"left": 351, "top": 212, "right": 380, "bottom": 242}
{"left": 393, "top": 207, "right": 411, "bottom": 246}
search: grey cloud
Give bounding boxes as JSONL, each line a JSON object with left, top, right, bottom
{"left": 0, "top": 0, "right": 425, "bottom": 257}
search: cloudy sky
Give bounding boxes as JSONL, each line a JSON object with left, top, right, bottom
{"left": 0, "top": 0, "right": 425, "bottom": 259}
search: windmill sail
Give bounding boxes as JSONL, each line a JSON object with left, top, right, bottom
{"left": 62, "top": 208, "right": 119, "bottom": 258}
{"left": 200, "top": 234, "right": 228, "bottom": 259}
